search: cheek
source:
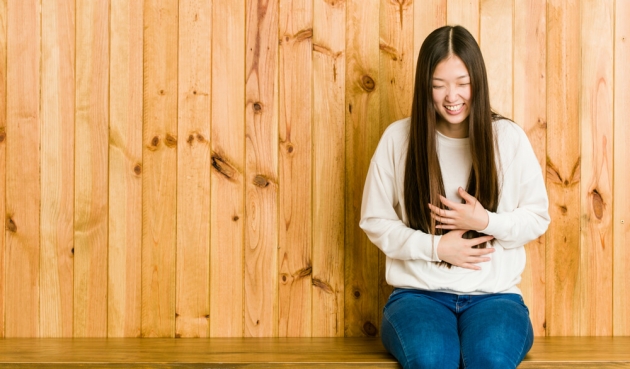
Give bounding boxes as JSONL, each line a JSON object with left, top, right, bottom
{"left": 463, "top": 87, "right": 472, "bottom": 101}
{"left": 432, "top": 91, "right": 442, "bottom": 108}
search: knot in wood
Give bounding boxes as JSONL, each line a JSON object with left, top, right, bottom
{"left": 253, "top": 175, "right": 270, "bottom": 188}
{"left": 6, "top": 218, "right": 17, "bottom": 233}
{"left": 286, "top": 144, "right": 294, "bottom": 154}
{"left": 133, "top": 164, "right": 142, "bottom": 175}
{"left": 159, "top": 89, "right": 166, "bottom": 95}
{"left": 0, "top": 130, "right": 5, "bottom": 143}
{"left": 211, "top": 154, "right": 237, "bottom": 180}
{"left": 353, "top": 290, "right": 361, "bottom": 298}
{"left": 165, "top": 134, "right": 177, "bottom": 148}
{"left": 151, "top": 136, "right": 160, "bottom": 147}
{"left": 591, "top": 189, "right": 604, "bottom": 220}
{"left": 253, "top": 102, "right": 263, "bottom": 113}
{"left": 363, "top": 321, "right": 378, "bottom": 336}
{"left": 361, "top": 75, "right": 375, "bottom": 92}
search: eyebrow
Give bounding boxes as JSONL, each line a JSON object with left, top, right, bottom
{"left": 432, "top": 75, "right": 470, "bottom": 81}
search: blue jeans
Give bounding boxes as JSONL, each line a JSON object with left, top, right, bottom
{"left": 381, "top": 289, "right": 533, "bottom": 369}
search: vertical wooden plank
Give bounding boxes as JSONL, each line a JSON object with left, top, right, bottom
{"left": 378, "top": 0, "right": 413, "bottom": 327}
{"left": 380, "top": 0, "right": 413, "bottom": 128}
{"left": 5, "top": 0, "right": 40, "bottom": 337}
{"left": 414, "top": 0, "right": 447, "bottom": 63}
{"left": 0, "top": 0, "right": 8, "bottom": 338}
{"left": 312, "top": 0, "right": 344, "bottom": 338}
{"left": 74, "top": 0, "right": 109, "bottom": 338}
{"left": 41, "top": 0, "right": 75, "bottom": 338}
{"left": 546, "top": 0, "right": 580, "bottom": 336}
{"left": 210, "top": 0, "right": 245, "bottom": 338}
{"left": 245, "top": 0, "right": 279, "bottom": 337}
{"left": 176, "top": 0, "right": 211, "bottom": 338}
{"left": 345, "top": 0, "right": 380, "bottom": 338}
{"left": 514, "top": 0, "right": 546, "bottom": 337}
{"left": 142, "top": 0, "right": 178, "bottom": 338}
{"left": 614, "top": 0, "right": 630, "bottom": 337}
{"left": 479, "top": 0, "right": 512, "bottom": 118}
{"left": 109, "top": 0, "right": 143, "bottom": 338}
{"left": 579, "top": 0, "right": 613, "bottom": 336}
{"left": 278, "top": 0, "right": 312, "bottom": 338}
{"left": 446, "top": 0, "right": 479, "bottom": 41}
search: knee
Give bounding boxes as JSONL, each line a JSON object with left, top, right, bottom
{"left": 381, "top": 316, "right": 459, "bottom": 369}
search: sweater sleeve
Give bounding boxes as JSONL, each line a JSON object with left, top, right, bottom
{"left": 359, "top": 158, "right": 441, "bottom": 262}
{"left": 479, "top": 126, "right": 550, "bottom": 249}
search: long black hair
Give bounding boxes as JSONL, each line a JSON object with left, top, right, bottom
{"left": 404, "top": 25, "right": 499, "bottom": 267}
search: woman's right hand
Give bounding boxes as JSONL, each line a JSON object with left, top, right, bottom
{"left": 436, "top": 229, "right": 495, "bottom": 270}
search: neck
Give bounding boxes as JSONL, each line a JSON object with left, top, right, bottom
{"left": 436, "top": 120, "right": 469, "bottom": 138}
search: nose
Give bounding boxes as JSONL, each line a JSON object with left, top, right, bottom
{"left": 445, "top": 85, "right": 457, "bottom": 102}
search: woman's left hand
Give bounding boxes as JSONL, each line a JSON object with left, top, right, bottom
{"left": 428, "top": 187, "right": 489, "bottom": 231}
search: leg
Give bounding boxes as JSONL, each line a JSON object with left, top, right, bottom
{"left": 458, "top": 294, "right": 534, "bottom": 369}
{"left": 381, "top": 289, "right": 460, "bottom": 369}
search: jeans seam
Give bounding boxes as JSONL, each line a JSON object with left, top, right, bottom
{"left": 515, "top": 313, "right": 531, "bottom": 367}
{"left": 383, "top": 310, "right": 411, "bottom": 369}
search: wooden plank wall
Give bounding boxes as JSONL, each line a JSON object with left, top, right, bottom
{"left": 0, "top": 0, "right": 628, "bottom": 338}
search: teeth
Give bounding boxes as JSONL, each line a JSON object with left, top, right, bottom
{"left": 445, "top": 104, "right": 462, "bottom": 111}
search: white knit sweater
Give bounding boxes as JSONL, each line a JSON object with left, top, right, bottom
{"left": 359, "top": 117, "right": 550, "bottom": 295}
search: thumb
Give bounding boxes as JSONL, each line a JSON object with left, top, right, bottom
{"left": 458, "top": 187, "right": 475, "bottom": 203}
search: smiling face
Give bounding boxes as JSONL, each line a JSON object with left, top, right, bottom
{"left": 431, "top": 55, "right": 472, "bottom": 138}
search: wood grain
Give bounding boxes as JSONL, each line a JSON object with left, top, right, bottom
{"left": 40, "top": 0, "right": 75, "bottom": 338}
{"left": 108, "top": 0, "right": 143, "bottom": 338}
{"left": 176, "top": 0, "right": 211, "bottom": 338}
{"left": 446, "top": 0, "right": 480, "bottom": 41}
{"left": 74, "top": 0, "right": 109, "bottom": 338}
{"left": 613, "top": 0, "right": 630, "bottom": 337}
{"left": 245, "top": 0, "right": 279, "bottom": 337}
{"left": 413, "top": 0, "right": 447, "bottom": 66}
{"left": 142, "top": 0, "right": 179, "bottom": 337}
{"left": 312, "top": 0, "right": 344, "bottom": 338}
{"left": 514, "top": 0, "right": 547, "bottom": 336}
{"left": 578, "top": 0, "right": 613, "bottom": 336}
{"left": 480, "top": 0, "right": 512, "bottom": 118}
{"left": 345, "top": 0, "right": 380, "bottom": 338}
{"left": 5, "top": 0, "right": 41, "bottom": 337}
{"left": 278, "top": 0, "right": 313, "bottom": 338}
{"left": 379, "top": 0, "right": 413, "bottom": 128}
{"left": 210, "top": 0, "right": 245, "bottom": 338}
{"left": 545, "top": 0, "right": 581, "bottom": 336}
{"left": 0, "top": 0, "right": 7, "bottom": 339}
{"left": 378, "top": 0, "right": 413, "bottom": 324}
{"left": 0, "top": 337, "right": 629, "bottom": 367}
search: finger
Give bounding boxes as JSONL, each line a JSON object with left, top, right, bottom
{"left": 428, "top": 203, "right": 449, "bottom": 217}
{"left": 458, "top": 187, "right": 476, "bottom": 204}
{"left": 471, "top": 247, "right": 495, "bottom": 256}
{"left": 460, "top": 263, "right": 482, "bottom": 271}
{"left": 430, "top": 213, "right": 449, "bottom": 224}
{"left": 433, "top": 206, "right": 456, "bottom": 219}
{"left": 435, "top": 224, "right": 457, "bottom": 230}
{"left": 438, "top": 195, "right": 459, "bottom": 209}
{"left": 465, "top": 256, "right": 491, "bottom": 264}
{"left": 466, "top": 235, "right": 494, "bottom": 247}
{"left": 431, "top": 213, "right": 457, "bottom": 226}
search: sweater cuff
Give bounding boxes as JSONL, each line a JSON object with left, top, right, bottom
{"left": 479, "top": 210, "right": 501, "bottom": 236}
{"left": 431, "top": 234, "right": 443, "bottom": 262}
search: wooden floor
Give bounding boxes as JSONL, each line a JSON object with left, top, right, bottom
{"left": 0, "top": 337, "right": 629, "bottom": 368}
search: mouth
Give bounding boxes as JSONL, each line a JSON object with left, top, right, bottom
{"left": 445, "top": 104, "right": 463, "bottom": 113}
